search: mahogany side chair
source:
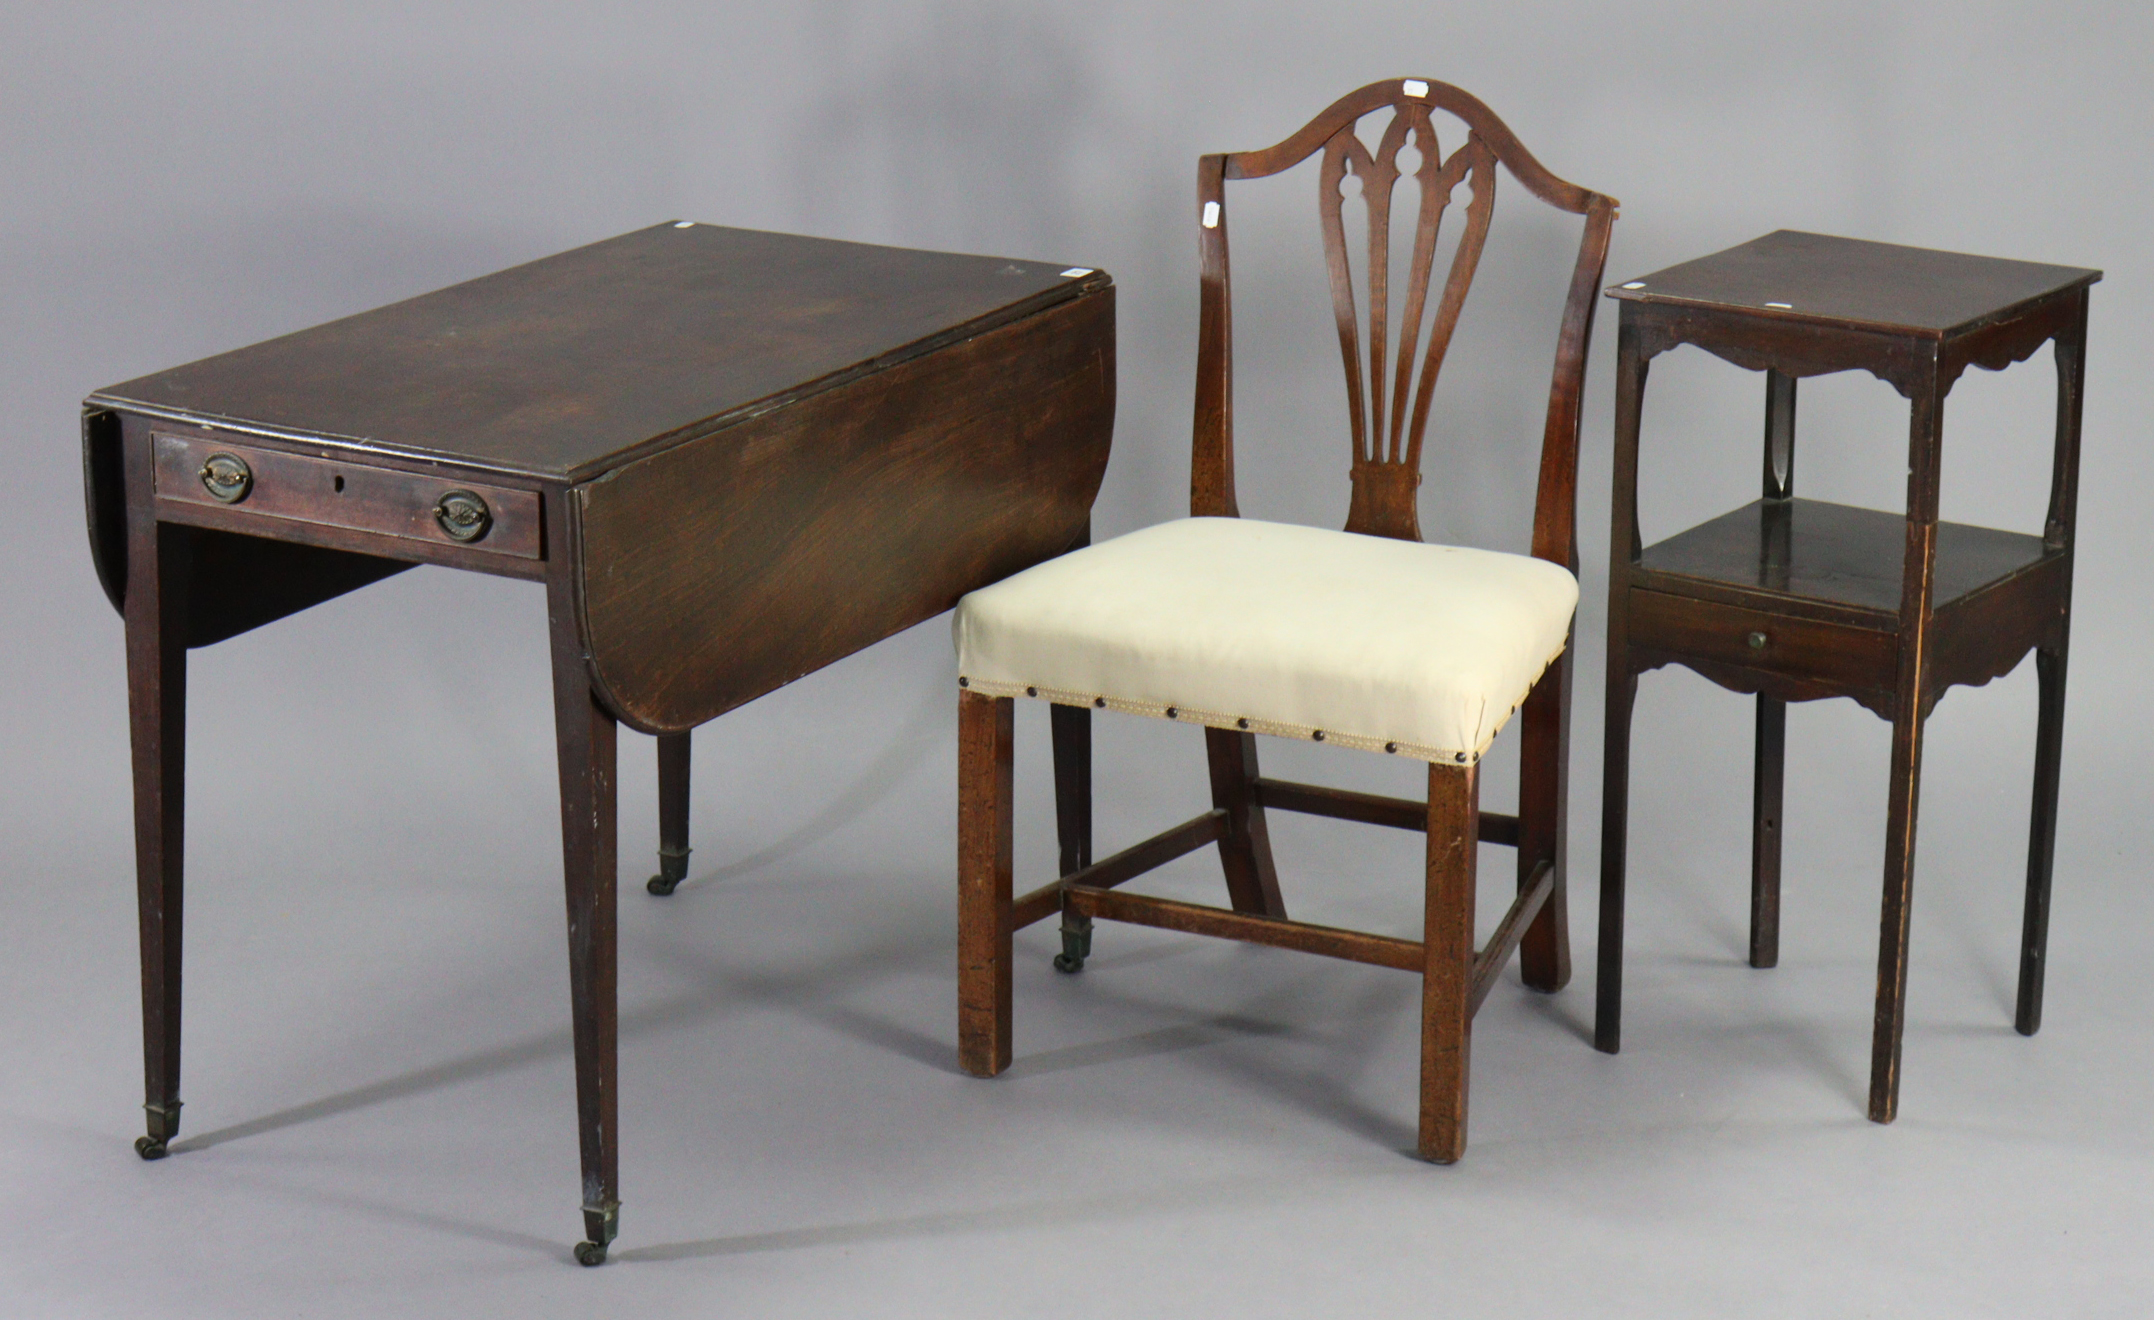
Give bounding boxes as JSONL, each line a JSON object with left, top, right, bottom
{"left": 951, "top": 78, "right": 1617, "bottom": 1161}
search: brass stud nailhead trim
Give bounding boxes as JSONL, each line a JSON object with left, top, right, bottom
{"left": 957, "top": 680, "right": 1496, "bottom": 767}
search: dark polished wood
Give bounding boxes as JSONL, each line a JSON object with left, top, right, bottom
{"left": 123, "top": 438, "right": 189, "bottom": 1162}
{"left": 964, "top": 78, "right": 1615, "bottom": 1161}
{"left": 957, "top": 690, "right": 1015, "bottom": 1078}
{"left": 1751, "top": 694, "right": 1785, "bottom": 969}
{"left": 648, "top": 732, "right": 692, "bottom": 896}
{"left": 1515, "top": 648, "right": 1572, "bottom": 993}
{"left": 88, "top": 223, "right": 1116, "bottom": 1259}
{"left": 1594, "top": 315, "right": 1648, "bottom": 1056}
{"left": 1420, "top": 762, "right": 1477, "bottom": 1163}
{"left": 151, "top": 431, "right": 544, "bottom": 561}
{"left": 1597, "top": 231, "right": 2097, "bottom": 1122}
{"left": 577, "top": 292, "right": 1112, "bottom": 733}
{"left": 1639, "top": 498, "right": 2053, "bottom": 619}
{"left": 1051, "top": 525, "right": 1096, "bottom": 888}
{"left": 2018, "top": 302, "right": 2085, "bottom": 1038}
{"left": 94, "top": 223, "right": 1104, "bottom": 480}
{"left": 1472, "top": 860, "right": 1554, "bottom": 1017}
{"left": 1251, "top": 776, "right": 1521, "bottom": 845}
{"left": 1069, "top": 885, "right": 1423, "bottom": 972}
{"left": 1608, "top": 230, "right": 2093, "bottom": 340}
{"left": 1205, "top": 729, "right": 1287, "bottom": 918}
{"left": 1015, "top": 810, "right": 1228, "bottom": 932}
{"left": 1050, "top": 702, "right": 1093, "bottom": 879}
{"left": 1254, "top": 776, "right": 1424, "bottom": 831}
{"left": 2019, "top": 649, "right": 2067, "bottom": 1033}
{"left": 548, "top": 532, "right": 621, "bottom": 1259}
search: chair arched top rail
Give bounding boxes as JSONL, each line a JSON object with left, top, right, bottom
{"left": 1223, "top": 78, "right": 1606, "bottom": 217}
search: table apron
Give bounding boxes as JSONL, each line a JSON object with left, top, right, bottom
{"left": 152, "top": 431, "right": 544, "bottom": 571}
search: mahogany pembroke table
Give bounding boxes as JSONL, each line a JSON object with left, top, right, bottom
{"left": 82, "top": 222, "right": 1115, "bottom": 1262}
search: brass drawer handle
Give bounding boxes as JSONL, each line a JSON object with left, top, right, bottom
{"left": 435, "top": 490, "right": 493, "bottom": 543}
{"left": 200, "top": 453, "right": 253, "bottom": 504}
{"left": 1746, "top": 630, "right": 1769, "bottom": 650}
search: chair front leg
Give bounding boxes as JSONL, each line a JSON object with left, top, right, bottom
{"left": 958, "top": 690, "right": 1016, "bottom": 1076}
{"left": 1420, "top": 761, "right": 1479, "bottom": 1162}
{"left": 1516, "top": 647, "right": 1571, "bottom": 992}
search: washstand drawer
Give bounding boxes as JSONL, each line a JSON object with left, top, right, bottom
{"left": 152, "top": 432, "right": 541, "bottom": 560}
{"left": 1626, "top": 587, "right": 1897, "bottom": 692}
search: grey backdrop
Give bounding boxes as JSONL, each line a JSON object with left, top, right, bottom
{"left": 5, "top": 3, "right": 2150, "bottom": 1315}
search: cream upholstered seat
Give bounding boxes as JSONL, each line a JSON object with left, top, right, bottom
{"left": 956, "top": 517, "right": 1577, "bottom": 765}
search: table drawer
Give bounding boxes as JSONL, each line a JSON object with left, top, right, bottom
{"left": 153, "top": 432, "right": 541, "bottom": 560}
{"left": 1627, "top": 587, "right": 1897, "bottom": 693}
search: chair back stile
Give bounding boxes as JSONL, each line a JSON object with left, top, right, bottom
{"left": 1190, "top": 78, "right": 1618, "bottom": 568}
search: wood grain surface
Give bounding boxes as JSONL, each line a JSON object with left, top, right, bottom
{"left": 89, "top": 223, "right": 1107, "bottom": 481}
{"left": 577, "top": 287, "right": 1113, "bottom": 733}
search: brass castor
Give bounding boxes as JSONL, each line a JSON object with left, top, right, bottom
{"left": 134, "top": 1135, "right": 168, "bottom": 1160}
{"left": 1052, "top": 914, "right": 1092, "bottom": 974}
{"left": 574, "top": 1240, "right": 608, "bottom": 1267}
{"left": 647, "top": 848, "right": 690, "bottom": 896}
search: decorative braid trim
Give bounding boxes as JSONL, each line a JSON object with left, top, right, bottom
{"left": 957, "top": 677, "right": 1486, "bottom": 765}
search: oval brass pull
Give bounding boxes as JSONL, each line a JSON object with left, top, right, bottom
{"left": 200, "top": 453, "right": 253, "bottom": 504}
{"left": 435, "top": 490, "right": 492, "bottom": 543}
{"left": 1746, "top": 630, "right": 1769, "bottom": 650}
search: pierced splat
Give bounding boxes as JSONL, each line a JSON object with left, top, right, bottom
{"left": 1191, "top": 77, "right": 1618, "bottom": 574}
{"left": 1317, "top": 107, "right": 1496, "bottom": 541}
